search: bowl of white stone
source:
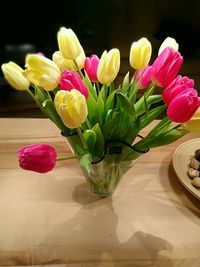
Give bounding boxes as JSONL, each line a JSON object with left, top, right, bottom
{"left": 173, "top": 138, "right": 200, "bottom": 200}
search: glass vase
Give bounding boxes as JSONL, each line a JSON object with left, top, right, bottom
{"left": 81, "top": 155, "right": 140, "bottom": 197}
{"left": 65, "top": 135, "right": 144, "bottom": 197}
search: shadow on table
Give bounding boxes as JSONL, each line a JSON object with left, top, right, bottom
{"left": 28, "top": 182, "right": 174, "bottom": 266}
{"left": 0, "top": 169, "right": 174, "bottom": 266}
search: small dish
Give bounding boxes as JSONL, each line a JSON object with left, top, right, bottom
{"left": 173, "top": 138, "right": 200, "bottom": 200}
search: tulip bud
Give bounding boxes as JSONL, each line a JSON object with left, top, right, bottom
{"left": 53, "top": 51, "right": 76, "bottom": 72}
{"left": 1, "top": 61, "right": 30, "bottom": 90}
{"left": 135, "top": 65, "right": 152, "bottom": 89}
{"left": 18, "top": 144, "right": 57, "bottom": 173}
{"left": 75, "top": 45, "right": 86, "bottom": 69}
{"left": 24, "top": 54, "right": 60, "bottom": 91}
{"left": 129, "top": 38, "right": 152, "bottom": 70}
{"left": 151, "top": 47, "right": 183, "bottom": 88}
{"left": 167, "top": 89, "right": 200, "bottom": 123}
{"left": 162, "top": 75, "right": 194, "bottom": 104}
{"left": 53, "top": 47, "right": 86, "bottom": 73}
{"left": 158, "top": 37, "right": 179, "bottom": 56}
{"left": 60, "top": 70, "right": 88, "bottom": 99}
{"left": 182, "top": 107, "right": 200, "bottom": 132}
{"left": 84, "top": 55, "right": 99, "bottom": 82}
{"left": 97, "top": 49, "right": 120, "bottom": 84}
{"left": 57, "top": 27, "right": 83, "bottom": 60}
{"left": 54, "top": 89, "right": 88, "bottom": 129}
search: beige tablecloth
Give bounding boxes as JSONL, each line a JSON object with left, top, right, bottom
{"left": 0, "top": 118, "right": 200, "bottom": 266}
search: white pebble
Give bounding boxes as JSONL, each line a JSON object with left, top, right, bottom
{"left": 190, "top": 157, "right": 200, "bottom": 170}
{"left": 191, "top": 177, "right": 200, "bottom": 188}
{"left": 188, "top": 168, "right": 199, "bottom": 179}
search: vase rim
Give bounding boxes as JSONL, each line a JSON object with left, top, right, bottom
{"left": 91, "top": 139, "right": 149, "bottom": 165}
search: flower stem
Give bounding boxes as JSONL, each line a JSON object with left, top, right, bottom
{"left": 74, "top": 59, "right": 84, "bottom": 79}
{"left": 104, "top": 84, "right": 108, "bottom": 120}
{"left": 76, "top": 127, "right": 88, "bottom": 149}
{"left": 96, "top": 82, "right": 100, "bottom": 94}
{"left": 26, "top": 87, "right": 35, "bottom": 98}
{"left": 144, "top": 83, "right": 155, "bottom": 98}
{"left": 26, "top": 87, "right": 41, "bottom": 107}
{"left": 56, "top": 156, "right": 78, "bottom": 161}
{"left": 46, "top": 91, "right": 53, "bottom": 102}
{"left": 104, "top": 84, "right": 108, "bottom": 100}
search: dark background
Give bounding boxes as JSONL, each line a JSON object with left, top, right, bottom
{"left": 1, "top": 0, "right": 200, "bottom": 117}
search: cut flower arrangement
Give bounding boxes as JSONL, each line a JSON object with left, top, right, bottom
{"left": 2, "top": 27, "right": 200, "bottom": 197}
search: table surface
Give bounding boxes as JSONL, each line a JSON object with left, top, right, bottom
{"left": 0, "top": 118, "right": 200, "bottom": 267}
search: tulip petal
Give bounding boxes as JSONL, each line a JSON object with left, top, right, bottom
{"left": 18, "top": 144, "right": 57, "bottom": 173}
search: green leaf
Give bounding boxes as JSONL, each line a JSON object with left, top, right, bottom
{"left": 107, "top": 110, "right": 133, "bottom": 141}
{"left": 121, "top": 72, "right": 130, "bottom": 94}
{"left": 130, "top": 75, "right": 135, "bottom": 85}
{"left": 117, "top": 92, "right": 135, "bottom": 117}
{"left": 86, "top": 92, "right": 98, "bottom": 126}
{"left": 106, "top": 91, "right": 116, "bottom": 113}
{"left": 148, "top": 128, "right": 188, "bottom": 148}
{"left": 134, "top": 122, "right": 187, "bottom": 152}
{"left": 41, "top": 99, "right": 70, "bottom": 135}
{"left": 139, "top": 104, "right": 167, "bottom": 130}
{"left": 102, "top": 112, "right": 120, "bottom": 140}
{"left": 105, "top": 108, "right": 120, "bottom": 122}
{"left": 115, "top": 113, "right": 133, "bottom": 140}
{"left": 133, "top": 82, "right": 155, "bottom": 113}
{"left": 83, "top": 130, "right": 97, "bottom": 149}
{"left": 123, "top": 119, "right": 140, "bottom": 144}
{"left": 83, "top": 71, "right": 97, "bottom": 100}
{"left": 144, "top": 83, "right": 156, "bottom": 98}
{"left": 99, "top": 84, "right": 106, "bottom": 99}
{"left": 92, "top": 123, "right": 105, "bottom": 157}
{"left": 96, "top": 93, "right": 105, "bottom": 125}
{"left": 75, "top": 143, "right": 87, "bottom": 155}
{"left": 35, "top": 86, "right": 48, "bottom": 104}
{"left": 134, "top": 95, "right": 163, "bottom": 116}
{"left": 143, "top": 93, "right": 148, "bottom": 119}
{"left": 109, "top": 81, "right": 115, "bottom": 93}
{"left": 84, "top": 72, "right": 98, "bottom": 125}
{"left": 79, "top": 154, "right": 92, "bottom": 172}
{"left": 146, "top": 116, "right": 172, "bottom": 139}
{"left": 129, "top": 80, "right": 140, "bottom": 103}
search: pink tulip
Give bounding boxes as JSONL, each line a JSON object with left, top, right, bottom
{"left": 84, "top": 55, "right": 99, "bottom": 82}
{"left": 167, "top": 89, "right": 200, "bottom": 123}
{"left": 135, "top": 65, "right": 152, "bottom": 89}
{"left": 60, "top": 70, "right": 88, "bottom": 99}
{"left": 150, "top": 47, "right": 183, "bottom": 87}
{"left": 18, "top": 144, "right": 57, "bottom": 173}
{"left": 163, "top": 75, "right": 194, "bottom": 104}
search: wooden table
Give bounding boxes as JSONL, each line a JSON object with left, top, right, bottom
{"left": 0, "top": 118, "right": 200, "bottom": 267}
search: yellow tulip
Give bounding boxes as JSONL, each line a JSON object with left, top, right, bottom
{"left": 24, "top": 54, "right": 60, "bottom": 91}
{"left": 54, "top": 89, "right": 88, "bottom": 129}
{"left": 52, "top": 47, "right": 85, "bottom": 73}
{"left": 57, "top": 27, "right": 83, "bottom": 61}
{"left": 182, "top": 107, "right": 200, "bottom": 132}
{"left": 97, "top": 48, "right": 120, "bottom": 84}
{"left": 158, "top": 37, "right": 179, "bottom": 55}
{"left": 52, "top": 51, "right": 76, "bottom": 72}
{"left": 129, "top": 37, "right": 152, "bottom": 70}
{"left": 75, "top": 45, "right": 86, "bottom": 69}
{"left": 1, "top": 61, "right": 30, "bottom": 90}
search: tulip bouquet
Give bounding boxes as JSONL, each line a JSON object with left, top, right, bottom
{"left": 2, "top": 28, "right": 200, "bottom": 196}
